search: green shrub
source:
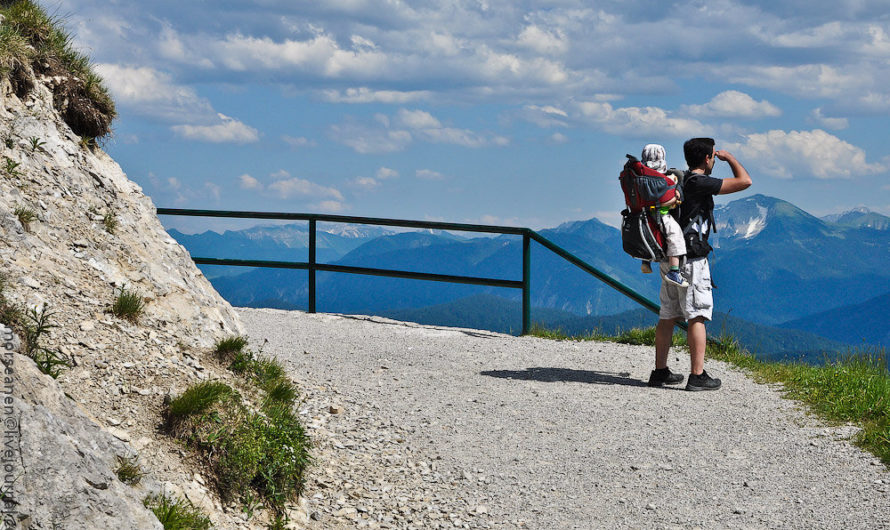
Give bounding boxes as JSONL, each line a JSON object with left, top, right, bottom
{"left": 111, "top": 285, "right": 145, "bottom": 323}
{"left": 143, "top": 493, "right": 212, "bottom": 530}
{"left": 167, "top": 382, "right": 310, "bottom": 514}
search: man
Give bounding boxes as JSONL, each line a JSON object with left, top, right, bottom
{"left": 647, "top": 138, "right": 752, "bottom": 391}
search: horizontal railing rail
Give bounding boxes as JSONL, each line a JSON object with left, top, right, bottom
{"left": 157, "top": 208, "right": 681, "bottom": 334}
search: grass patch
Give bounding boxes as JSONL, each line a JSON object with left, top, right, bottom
{"left": 166, "top": 381, "right": 236, "bottom": 425}
{"left": 0, "top": 1, "right": 115, "bottom": 137}
{"left": 532, "top": 323, "right": 890, "bottom": 466}
{"left": 111, "top": 285, "right": 145, "bottom": 323}
{"left": 115, "top": 455, "right": 145, "bottom": 486}
{"left": 214, "top": 335, "right": 248, "bottom": 358}
{"left": 144, "top": 493, "right": 212, "bottom": 530}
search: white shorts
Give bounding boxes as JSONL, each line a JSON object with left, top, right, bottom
{"left": 659, "top": 258, "right": 713, "bottom": 322}
{"left": 661, "top": 213, "right": 686, "bottom": 257}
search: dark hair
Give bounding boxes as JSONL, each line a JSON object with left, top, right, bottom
{"left": 683, "top": 137, "right": 715, "bottom": 168}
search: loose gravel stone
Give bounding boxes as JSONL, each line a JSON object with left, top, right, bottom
{"left": 240, "top": 308, "right": 890, "bottom": 530}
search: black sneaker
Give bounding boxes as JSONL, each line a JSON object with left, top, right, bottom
{"left": 647, "top": 367, "right": 685, "bottom": 387}
{"left": 685, "top": 370, "right": 722, "bottom": 391}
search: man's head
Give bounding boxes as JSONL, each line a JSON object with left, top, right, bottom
{"left": 684, "top": 137, "right": 716, "bottom": 173}
{"left": 641, "top": 144, "right": 667, "bottom": 173}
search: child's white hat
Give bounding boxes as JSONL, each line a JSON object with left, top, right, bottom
{"left": 641, "top": 144, "right": 667, "bottom": 173}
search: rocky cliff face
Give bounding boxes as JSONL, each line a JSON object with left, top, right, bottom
{"left": 1, "top": 54, "right": 257, "bottom": 527}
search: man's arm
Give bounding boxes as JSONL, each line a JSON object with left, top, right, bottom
{"left": 715, "top": 150, "right": 752, "bottom": 195}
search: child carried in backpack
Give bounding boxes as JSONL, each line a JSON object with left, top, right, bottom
{"left": 640, "top": 144, "right": 688, "bottom": 288}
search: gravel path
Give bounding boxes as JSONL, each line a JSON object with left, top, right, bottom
{"left": 239, "top": 308, "right": 890, "bottom": 529}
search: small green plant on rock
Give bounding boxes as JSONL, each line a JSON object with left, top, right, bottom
{"left": 102, "top": 210, "right": 118, "bottom": 234}
{"left": 111, "top": 285, "right": 145, "bottom": 323}
{"left": 3, "top": 157, "right": 22, "bottom": 178}
{"left": 13, "top": 205, "right": 36, "bottom": 230}
{"left": 143, "top": 493, "right": 212, "bottom": 530}
{"left": 27, "top": 136, "right": 44, "bottom": 153}
{"left": 22, "top": 305, "right": 69, "bottom": 379}
{"left": 115, "top": 455, "right": 145, "bottom": 486}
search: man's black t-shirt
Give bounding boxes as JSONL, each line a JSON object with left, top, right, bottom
{"left": 674, "top": 172, "right": 723, "bottom": 258}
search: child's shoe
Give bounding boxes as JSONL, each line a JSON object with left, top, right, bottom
{"left": 641, "top": 261, "right": 652, "bottom": 274}
{"left": 664, "top": 269, "right": 688, "bottom": 288}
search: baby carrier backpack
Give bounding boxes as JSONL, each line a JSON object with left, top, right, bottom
{"left": 618, "top": 154, "right": 682, "bottom": 262}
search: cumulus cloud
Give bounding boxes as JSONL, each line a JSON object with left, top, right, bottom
{"left": 268, "top": 177, "right": 344, "bottom": 200}
{"left": 576, "top": 101, "right": 706, "bottom": 138}
{"left": 95, "top": 64, "right": 216, "bottom": 123}
{"left": 172, "top": 114, "right": 260, "bottom": 143}
{"left": 239, "top": 174, "right": 262, "bottom": 190}
{"left": 724, "top": 129, "right": 885, "bottom": 179}
{"left": 516, "top": 25, "right": 568, "bottom": 55}
{"left": 376, "top": 167, "right": 399, "bottom": 179}
{"left": 683, "top": 91, "right": 781, "bottom": 119}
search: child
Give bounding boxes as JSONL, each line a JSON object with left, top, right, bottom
{"left": 640, "top": 144, "right": 688, "bottom": 288}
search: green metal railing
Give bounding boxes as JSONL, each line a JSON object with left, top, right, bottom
{"left": 157, "top": 208, "right": 672, "bottom": 334}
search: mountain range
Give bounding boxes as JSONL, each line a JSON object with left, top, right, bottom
{"left": 168, "top": 194, "right": 890, "bottom": 358}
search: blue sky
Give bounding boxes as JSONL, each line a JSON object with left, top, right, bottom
{"left": 57, "top": 0, "right": 890, "bottom": 233}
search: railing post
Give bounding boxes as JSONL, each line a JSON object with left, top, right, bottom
{"left": 308, "top": 218, "right": 316, "bottom": 313}
{"left": 522, "top": 231, "right": 530, "bottom": 335}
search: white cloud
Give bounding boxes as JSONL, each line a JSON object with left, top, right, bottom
{"left": 282, "top": 136, "right": 316, "bottom": 148}
{"left": 516, "top": 25, "right": 568, "bottom": 55}
{"left": 331, "top": 109, "right": 505, "bottom": 153}
{"left": 683, "top": 91, "right": 781, "bottom": 119}
{"left": 520, "top": 105, "right": 569, "bottom": 128}
{"left": 321, "top": 87, "right": 432, "bottom": 104}
{"left": 204, "top": 182, "right": 221, "bottom": 201}
{"left": 268, "top": 177, "right": 344, "bottom": 200}
{"left": 376, "top": 167, "right": 399, "bottom": 180}
{"left": 312, "top": 200, "right": 347, "bottom": 213}
{"left": 239, "top": 174, "right": 262, "bottom": 190}
{"left": 719, "top": 64, "right": 862, "bottom": 99}
{"left": 550, "top": 132, "right": 568, "bottom": 144}
{"left": 416, "top": 169, "right": 445, "bottom": 181}
{"left": 350, "top": 177, "right": 380, "bottom": 190}
{"left": 809, "top": 108, "right": 849, "bottom": 130}
{"left": 396, "top": 109, "right": 442, "bottom": 129}
{"left": 330, "top": 122, "right": 413, "bottom": 154}
{"left": 724, "top": 129, "right": 885, "bottom": 180}
{"left": 172, "top": 114, "right": 260, "bottom": 143}
{"left": 576, "top": 101, "right": 706, "bottom": 138}
{"left": 95, "top": 64, "right": 216, "bottom": 123}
